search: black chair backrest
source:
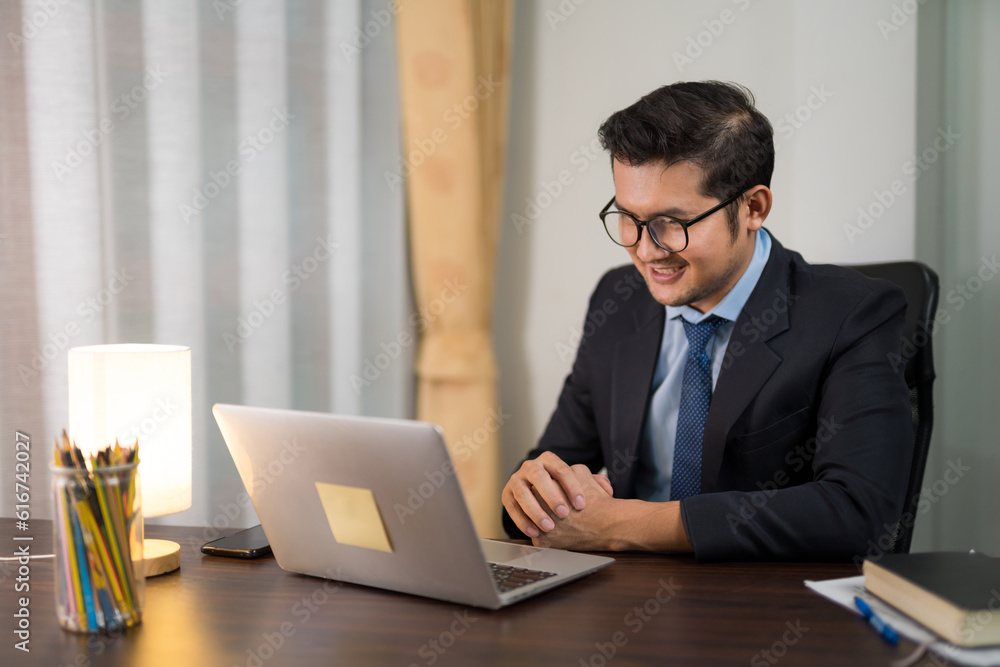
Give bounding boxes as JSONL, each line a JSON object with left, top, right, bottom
{"left": 850, "top": 261, "right": 940, "bottom": 554}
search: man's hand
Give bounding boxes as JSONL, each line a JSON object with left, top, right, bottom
{"left": 501, "top": 451, "right": 613, "bottom": 538}
{"left": 503, "top": 453, "right": 694, "bottom": 553}
{"left": 530, "top": 464, "right": 622, "bottom": 551}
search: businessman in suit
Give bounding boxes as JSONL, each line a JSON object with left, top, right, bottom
{"left": 501, "top": 81, "right": 912, "bottom": 561}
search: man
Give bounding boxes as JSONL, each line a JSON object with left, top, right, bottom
{"left": 501, "top": 81, "right": 912, "bottom": 561}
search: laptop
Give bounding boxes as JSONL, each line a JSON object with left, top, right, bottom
{"left": 212, "top": 404, "right": 614, "bottom": 609}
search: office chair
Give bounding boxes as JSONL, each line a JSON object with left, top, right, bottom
{"left": 850, "top": 261, "right": 940, "bottom": 554}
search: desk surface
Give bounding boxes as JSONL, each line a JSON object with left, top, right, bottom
{"left": 1, "top": 519, "right": 923, "bottom": 666}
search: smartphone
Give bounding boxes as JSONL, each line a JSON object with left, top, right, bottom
{"left": 201, "top": 524, "right": 272, "bottom": 559}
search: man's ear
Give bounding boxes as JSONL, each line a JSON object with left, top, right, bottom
{"left": 744, "top": 185, "right": 772, "bottom": 231}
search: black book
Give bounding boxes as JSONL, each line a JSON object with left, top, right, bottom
{"left": 864, "top": 552, "right": 1000, "bottom": 647}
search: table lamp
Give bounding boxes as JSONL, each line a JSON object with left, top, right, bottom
{"left": 68, "top": 344, "right": 192, "bottom": 577}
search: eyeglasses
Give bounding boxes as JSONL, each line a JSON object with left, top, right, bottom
{"left": 599, "top": 189, "right": 748, "bottom": 253}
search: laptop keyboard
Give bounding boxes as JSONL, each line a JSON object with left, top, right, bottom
{"left": 488, "top": 562, "right": 557, "bottom": 593}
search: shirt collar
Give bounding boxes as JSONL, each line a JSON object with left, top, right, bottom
{"left": 665, "top": 228, "right": 772, "bottom": 324}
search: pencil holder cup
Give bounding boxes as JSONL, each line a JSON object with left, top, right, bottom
{"left": 51, "top": 463, "right": 144, "bottom": 633}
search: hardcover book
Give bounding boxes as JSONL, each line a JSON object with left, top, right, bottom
{"left": 863, "top": 552, "right": 1000, "bottom": 647}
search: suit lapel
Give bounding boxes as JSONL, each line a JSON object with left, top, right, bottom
{"left": 700, "top": 237, "right": 793, "bottom": 492}
{"left": 609, "top": 291, "right": 663, "bottom": 495}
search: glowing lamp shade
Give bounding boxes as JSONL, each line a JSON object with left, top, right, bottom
{"left": 68, "top": 344, "right": 192, "bottom": 575}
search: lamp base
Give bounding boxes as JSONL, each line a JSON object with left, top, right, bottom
{"left": 143, "top": 538, "right": 181, "bottom": 577}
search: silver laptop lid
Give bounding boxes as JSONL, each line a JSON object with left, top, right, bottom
{"left": 212, "top": 403, "right": 504, "bottom": 608}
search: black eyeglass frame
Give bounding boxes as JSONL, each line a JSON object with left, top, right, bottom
{"left": 599, "top": 188, "right": 750, "bottom": 252}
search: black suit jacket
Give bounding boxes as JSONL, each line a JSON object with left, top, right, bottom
{"left": 502, "top": 234, "right": 912, "bottom": 561}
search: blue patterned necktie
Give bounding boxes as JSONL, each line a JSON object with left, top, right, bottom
{"left": 670, "top": 316, "right": 726, "bottom": 501}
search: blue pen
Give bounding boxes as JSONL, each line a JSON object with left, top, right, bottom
{"left": 854, "top": 596, "right": 899, "bottom": 645}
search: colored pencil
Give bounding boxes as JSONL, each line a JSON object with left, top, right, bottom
{"left": 53, "top": 432, "right": 141, "bottom": 633}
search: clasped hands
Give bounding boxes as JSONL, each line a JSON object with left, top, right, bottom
{"left": 501, "top": 451, "right": 619, "bottom": 551}
{"left": 501, "top": 451, "right": 692, "bottom": 553}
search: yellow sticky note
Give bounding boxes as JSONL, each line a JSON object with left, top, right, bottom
{"left": 314, "top": 482, "right": 394, "bottom": 553}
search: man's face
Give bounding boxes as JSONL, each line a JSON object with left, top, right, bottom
{"left": 612, "top": 159, "right": 760, "bottom": 313}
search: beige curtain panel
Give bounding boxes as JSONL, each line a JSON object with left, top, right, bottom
{"left": 395, "top": 0, "right": 513, "bottom": 536}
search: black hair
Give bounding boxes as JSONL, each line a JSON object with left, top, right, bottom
{"left": 597, "top": 81, "right": 773, "bottom": 231}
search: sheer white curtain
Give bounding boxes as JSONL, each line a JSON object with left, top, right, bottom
{"left": 0, "top": 0, "right": 412, "bottom": 528}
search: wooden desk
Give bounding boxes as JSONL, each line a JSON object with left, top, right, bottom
{"left": 1, "top": 519, "right": 921, "bottom": 666}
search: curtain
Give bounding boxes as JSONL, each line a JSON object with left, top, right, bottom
{"left": 395, "top": 0, "right": 513, "bottom": 537}
{"left": 914, "top": 0, "right": 1000, "bottom": 554}
{"left": 0, "top": 0, "right": 411, "bottom": 528}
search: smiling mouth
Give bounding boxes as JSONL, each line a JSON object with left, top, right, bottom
{"left": 649, "top": 265, "right": 685, "bottom": 277}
